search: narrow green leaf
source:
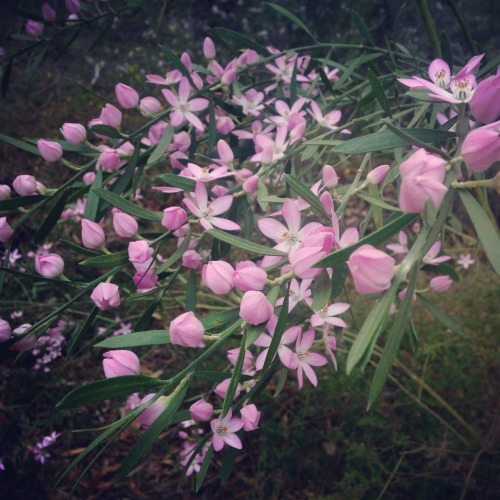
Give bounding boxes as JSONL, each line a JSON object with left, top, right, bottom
{"left": 220, "top": 446, "right": 238, "bottom": 484}
{"left": 61, "top": 239, "right": 100, "bottom": 257}
{"left": 194, "top": 372, "right": 231, "bottom": 383}
{"left": 285, "top": 174, "right": 329, "bottom": 218}
{"left": 84, "top": 167, "right": 103, "bottom": 222}
{"left": 154, "top": 229, "right": 191, "bottom": 275}
{"left": 357, "top": 193, "right": 401, "bottom": 211}
{"left": 161, "top": 46, "right": 195, "bottom": 87}
{"left": 89, "top": 124, "right": 124, "bottom": 139}
{"left": 94, "top": 330, "right": 170, "bottom": 349}
{"left": 422, "top": 262, "right": 460, "bottom": 282}
{"left": 196, "top": 446, "right": 214, "bottom": 492}
{"left": 92, "top": 188, "right": 162, "bottom": 221}
{"left": 207, "top": 229, "right": 287, "bottom": 256}
{"left": 0, "top": 133, "right": 40, "bottom": 155}
{"left": 186, "top": 269, "right": 197, "bottom": 312}
{"left": 202, "top": 308, "right": 240, "bottom": 331}
{"left": 368, "top": 266, "right": 418, "bottom": 408}
{"left": 0, "top": 195, "right": 46, "bottom": 212}
{"left": 317, "top": 213, "right": 417, "bottom": 268}
{"left": 418, "top": 294, "right": 464, "bottom": 334}
{"left": 133, "top": 291, "right": 165, "bottom": 333}
{"left": 67, "top": 307, "right": 99, "bottom": 356}
{"left": 311, "top": 271, "right": 332, "bottom": 310}
{"left": 267, "top": 3, "right": 316, "bottom": 41}
{"left": 158, "top": 174, "right": 195, "bottom": 192}
{"left": 367, "top": 68, "right": 392, "bottom": 116}
{"left": 80, "top": 251, "right": 129, "bottom": 268}
{"left": 56, "top": 376, "right": 165, "bottom": 409}
{"left": 208, "top": 97, "right": 216, "bottom": 150}
{"left": 109, "top": 141, "right": 140, "bottom": 197}
{"left": 26, "top": 42, "right": 49, "bottom": 82}
{"left": 334, "top": 129, "right": 454, "bottom": 154}
{"left": 147, "top": 124, "right": 174, "bottom": 165}
{"left": 331, "top": 263, "right": 349, "bottom": 300}
{"left": 88, "top": 19, "right": 114, "bottom": 52}
{"left": 440, "top": 31, "right": 453, "bottom": 69}
{"left": 34, "top": 191, "right": 70, "bottom": 244}
{"left": 116, "top": 380, "right": 189, "bottom": 481}
{"left": 352, "top": 10, "right": 375, "bottom": 45}
{"left": 222, "top": 331, "right": 247, "bottom": 416}
{"left": 317, "top": 66, "right": 335, "bottom": 96}
{"left": 213, "top": 27, "right": 267, "bottom": 54}
{"left": 458, "top": 190, "right": 500, "bottom": 275}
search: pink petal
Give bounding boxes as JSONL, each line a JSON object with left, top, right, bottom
{"left": 222, "top": 433, "right": 243, "bottom": 449}
{"left": 211, "top": 217, "right": 241, "bottom": 231}
{"left": 258, "top": 218, "right": 287, "bottom": 242}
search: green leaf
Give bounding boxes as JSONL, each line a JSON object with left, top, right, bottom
{"left": 331, "top": 263, "right": 349, "bottom": 300}
{"left": 109, "top": 141, "right": 140, "bottom": 197}
{"left": 84, "top": 168, "right": 103, "bottom": 221}
{"left": 154, "top": 229, "right": 191, "bottom": 275}
{"left": 202, "top": 308, "right": 240, "bottom": 331}
{"left": 267, "top": 3, "right": 316, "bottom": 41}
{"left": 351, "top": 10, "right": 375, "bottom": 45}
{"left": 67, "top": 307, "right": 99, "bottom": 356}
{"left": 196, "top": 445, "right": 214, "bottom": 492}
{"left": 458, "top": 190, "right": 500, "bottom": 275}
{"left": 213, "top": 27, "right": 267, "bottom": 54}
{"left": 147, "top": 124, "right": 174, "bottom": 165}
{"left": 311, "top": 271, "right": 332, "bottom": 310}
{"left": 94, "top": 330, "right": 170, "bottom": 349}
{"left": 34, "top": 191, "right": 70, "bottom": 244}
{"left": 186, "top": 269, "right": 197, "bottom": 312}
{"left": 61, "top": 239, "right": 100, "bottom": 257}
{"left": 160, "top": 46, "right": 195, "bottom": 87}
{"left": 92, "top": 188, "right": 162, "bottom": 221}
{"left": 26, "top": 42, "right": 49, "bottom": 83}
{"left": 316, "top": 213, "right": 417, "bottom": 268}
{"left": 56, "top": 376, "right": 165, "bottom": 409}
{"left": 367, "top": 265, "right": 418, "bottom": 408}
{"left": 89, "top": 124, "right": 124, "bottom": 139}
{"left": 207, "top": 229, "right": 287, "bottom": 256}
{"left": 334, "top": 129, "right": 454, "bottom": 154}
{"left": 285, "top": 174, "right": 329, "bottom": 218}
{"left": 440, "top": 31, "right": 453, "bottom": 70}
{"left": 0, "top": 195, "right": 46, "bottom": 212}
{"left": 418, "top": 294, "right": 464, "bottom": 334}
{"left": 220, "top": 446, "right": 239, "bottom": 484}
{"left": 421, "top": 262, "right": 460, "bottom": 282}
{"left": 116, "top": 380, "right": 189, "bottom": 481}
{"left": 0, "top": 133, "right": 40, "bottom": 155}
{"left": 158, "top": 173, "right": 195, "bottom": 192}
{"left": 194, "top": 372, "right": 231, "bottom": 382}
{"left": 80, "top": 251, "right": 129, "bottom": 268}
{"left": 367, "top": 68, "right": 392, "bottom": 116}
{"left": 357, "top": 193, "right": 401, "bottom": 212}
{"left": 222, "top": 331, "right": 247, "bottom": 416}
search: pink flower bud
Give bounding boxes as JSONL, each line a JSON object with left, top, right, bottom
{"left": 13, "top": 175, "right": 37, "bottom": 196}
{"left": 322, "top": 165, "right": 338, "bottom": 188}
{"left": 115, "top": 83, "right": 140, "bottom": 109}
{"left": 37, "top": 139, "right": 63, "bottom": 162}
{"left": 10, "top": 329, "right": 37, "bottom": 351}
{"left": 25, "top": 20, "right": 44, "bottom": 38}
{"left": 429, "top": 275, "right": 453, "bottom": 293}
{"left": 202, "top": 261, "right": 235, "bottom": 295}
{"left": 239, "top": 291, "right": 274, "bottom": 325}
{"left": 136, "top": 394, "right": 168, "bottom": 427}
{"left": 240, "top": 404, "right": 261, "bottom": 431}
{"left": 161, "top": 206, "right": 187, "bottom": 230}
{"left": 242, "top": 174, "right": 259, "bottom": 193}
{"left": 189, "top": 399, "right": 213, "bottom": 422}
{"left": 139, "top": 96, "right": 162, "bottom": 115}
{"left": 347, "top": 244, "right": 396, "bottom": 295}
{"left": 81, "top": 219, "right": 105, "bottom": 249}
{"left": 65, "top": 0, "right": 80, "bottom": 14}
{"left": 0, "top": 318, "right": 12, "bottom": 343}
{"left": 83, "top": 172, "right": 96, "bottom": 185}
{"left": 461, "top": 121, "right": 500, "bottom": 173}
{"left": 133, "top": 270, "right": 158, "bottom": 290}
{"left": 182, "top": 250, "right": 202, "bottom": 269}
{"left": 91, "top": 282, "right": 121, "bottom": 310}
{"left": 128, "top": 240, "right": 153, "bottom": 266}
{"left": 169, "top": 311, "right": 204, "bottom": 348}
{"left": 214, "top": 378, "right": 241, "bottom": 399}
{"left": 99, "top": 103, "right": 122, "bottom": 128}
{"left": 60, "top": 123, "right": 86, "bottom": 144}
{"left": 227, "top": 347, "right": 254, "bottom": 371}
{"left": 103, "top": 349, "right": 140, "bottom": 378}
{"left": 35, "top": 253, "right": 64, "bottom": 278}
{"left": 203, "top": 37, "right": 216, "bottom": 59}
{"left": 111, "top": 208, "right": 138, "bottom": 238}
{"left": 469, "top": 73, "right": 500, "bottom": 124}
{"left": 216, "top": 115, "right": 235, "bottom": 134}
{"left": 367, "top": 164, "right": 390, "bottom": 185}
{"left": 42, "top": 3, "right": 56, "bottom": 21}
{"left": 98, "top": 149, "right": 120, "bottom": 170}
{"left": 233, "top": 261, "right": 267, "bottom": 291}
{"left": 0, "top": 185, "right": 11, "bottom": 200}
{"left": 0, "top": 217, "right": 14, "bottom": 243}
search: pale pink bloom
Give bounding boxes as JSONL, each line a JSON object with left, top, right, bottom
{"left": 212, "top": 139, "right": 234, "bottom": 168}
{"left": 91, "top": 283, "right": 121, "bottom": 310}
{"left": 240, "top": 404, "right": 261, "bottom": 431}
{"left": 405, "top": 74, "right": 477, "bottom": 104}
{"left": 428, "top": 59, "right": 451, "bottom": 88}
{"left": 266, "top": 98, "right": 307, "bottom": 127}
{"left": 399, "top": 148, "right": 448, "bottom": 213}
{"left": 292, "top": 329, "right": 328, "bottom": 390}
{"left": 214, "top": 379, "right": 241, "bottom": 400}
{"left": 0, "top": 318, "right": 12, "bottom": 343}
{"left": 137, "top": 394, "right": 168, "bottom": 427}
{"left": 210, "top": 409, "right": 245, "bottom": 452}
{"left": 99, "top": 103, "right": 122, "bottom": 128}
{"left": 322, "top": 325, "right": 338, "bottom": 369}
{"left": 0, "top": 185, "right": 11, "bottom": 201}
{"left": 182, "top": 250, "right": 202, "bottom": 269}
{"left": 275, "top": 278, "right": 313, "bottom": 312}
{"left": 254, "top": 320, "right": 301, "bottom": 371}
{"left": 161, "top": 77, "right": 209, "bottom": 131}
{"left": 367, "top": 164, "right": 390, "bottom": 185}
{"left": 252, "top": 125, "right": 289, "bottom": 163}
{"left": 308, "top": 101, "right": 343, "bottom": 130}
{"left": 461, "top": 120, "right": 500, "bottom": 172}
{"left": 386, "top": 231, "right": 409, "bottom": 255}
{"left": 423, "top": 241, "right": 451, "bottom": 265}
{"left": 183, "top": 182, "right": 240, "bottom": 231}
{"left": 430, "top": 275, "right": 453, "bottom": 293}
{"left": 339, "top": 227, "right": 359, "bottom": 248}
{"left": 112, "top": 208, "right": 138, "bottom": 238}
{"left": 457, "top": 253, "right": 475, "bottom": 269}
{"left": 139, "top": 96, "right": 162, "bottom": 115}
{"left": 310, "top": 302, "right": 350, "bottom": 328}
{"left": 161, "top": 206, "right": 187, "bottom": 230}
{"left": 13, "top": 175, "right": 37, "bottom": 196}
{"left": 81, "top": 219, "right": 105, "bottom": 249}
{"left": 207, "top": 59, "right": 237, "bottom": 86}
{"left": 169, "top": 311, "right": 204, "bottom": 348}
{"left": 265, "top": 54, "right": 308, "bottom": 85}
{"left": 289, "top": 228, "right": 333, "bottom": 279}
{"left": 239, "top": 291, "right": 274, "bottom": 325}
{"left": 231, "top": 88, "right": 265, "bottom": 116}
{"left": 203, "top": 37, "right": 216, "bottom": 59}
{"left": 128, "top": 240, "right": 153, "bottom": 268}
{"left": 35, "top": 253, "right": 64, "bottom": 279}
{"left": 133, "top": 270, "right": 158, "bottom": 291}
{"left": 183, "top": 162, "right": 234, "bottom": 183}
{"left": 227, "top": 347, "right": 254, "bottom": 372}
{"left": 60, "top": 123, "right": 86, "bottom": 144}
{"left": 37, "top": 140, "right": 63, "bottom": 162}
{"left": 190, "top": 399, "right": 213, "bottom": 422}
{"left": 102, "top": 350, "right": 140, "bottom": 378}
{"left": 469, "top": 73, "right": 500, "bottom": 123}
{"left": 347, "top": 244, "right": 396, "bottom": 295}
{"left": 202, "top": 260, "right": 234, "bottom": 295}
{"left": 233, "top": 261, "right": 267, "bottom": 291}
{"left": 25, "top": 20, "right": 44, "bottom": 38}
{"left": 115, "top": 83, "right": 139, "bottom": 109}
{"left": 146, "top": 69, "right": 183, "bottom": 86}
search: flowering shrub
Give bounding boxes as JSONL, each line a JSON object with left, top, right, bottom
{"left": 0, "top": 1, "right": 498, "bottom": 493}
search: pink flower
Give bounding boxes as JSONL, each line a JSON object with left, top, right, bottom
{"left": 461, "top": 121, "right": 500, "bottom": 173}
{"left": 115, "top": 83, "right": 139, "bottom": 109}
{"left": 239, "top": 291, "right": 274, "bottom": 325}
{"left": 128, "top": 240, "right": 153, "bottom": 267}
{"left": 429, "top": 275, "right": 453, "bottom": 293}
{"left": 457, "top": 253, "right": 475, "bottom": 270}
{"left": 423, "top": 241, "right": 451, "bottom": 265}
{"left": 210, "top": 409, "right": 245, "bottom": 452}
{"left": 347, "top": 244, "right": 396, "bottom": 295}
{"left": 91, "top": 282, "right": 121, "bottom": 310}
{"left": 0, "top": 185, "right": 11, "bottom": 201}
{"left": 161, "top": 207, "right": 187, "bottom": 230}
{"left": 289, "top": 228, "right": 333, "bottom": 280}
{"left": 99, "top": 103, "right": 122, "bottom": 128}
{"left": 254, "top": 320, "right": 300, "bottom": 370}
{"left": 161, "top": 77, "right": 208, "bottom": 131}
{"left": 231, "top": 88, "right": 265, "bottom": 116}
{"left": 308, "top": 101, "right": 343, "bottom": 130}
{"left": 190, "top": 399, "right": 213, "bottom": 422}
{"left": 112, "top": 208, "right": 138, "bottom": 238}
{"left": 183, "top": 182, "right": 240, "bottom": 231}
{"left": 469, "top": 73, "right": 500, "bottom": 123}
{"left": 275, "top": 278, "right": 312, "bottom": 312}
{"left": 367, "top": 164, "right": 390, "bottom": 185}
{"left": 139, "top": 96, "right": 162, "bottom": 115}
{"left": 202, "top": 260, "right": 234, "bottom": 295}
{"left": 25, "top": 20, "right": 44, "bottom": 38}
{"left": 81, "top": 219, "right": 105, "bottom": 249}
{"left": 13, "top": 175, "right": 37, "bottom": 196}
{"left": 137, "top": 394, "right": 168, "bottom": 427}
{"left": 60, "top": 123, "right": 86, "bottom": 144}
{"left": 399, "top": 149, "right": 448, "bottom": 213}
{"left": 133, "top": 270, "right": 158, "bottom": 291}
{"left": 386, "top": 231, "right": 408, "bottom": 255}
{"left": 42, "top": 3, "right": 56, "bottom": 21}
{"left": 292, "top": 329, "right": 328, "bottom": 390}
{"left": 0, "top": 217, "right": 14, "bottom": 243}
{"left": 214, "top": 379, "right": 241, "bottom": 400}
{"left": 102, "top": 350, "right": 140, "bottom": 378}
{"left": 240, "top": 404, "right": 261, "bottom": 431}
{"left": 0, "top": 318, "right": 12, "bottom": 343}
{"left": 233, "top": 261, "right": 267, "bottom": 292}
{"left": 98, "top": 149, "right": 120, "bottom": 171}
{"left": 169, "top": 311, "right": 204, "bottom": 348}
{"left": 35, "top": 253, "right": 64, "bottom": 279}
{"left": 227, "top": 347, "right": 254, "bottom": 372}
{"left": 203, "top": 37, "right": 216, "bottom": 59}
{"left": 37, "top": 140, "right": 63, "bottom": 162}
{"left": 310, "top": 302, "right": 350, "bottom": 328}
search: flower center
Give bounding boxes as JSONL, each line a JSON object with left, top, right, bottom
{"left": 215, "top": 424, "right": 227, "bottom": 436}
{"left": 434, "top": 69, "right": 450, "bottom": 88}
{"left": 202, "top": 205, "right": 214, "bottom": 220}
